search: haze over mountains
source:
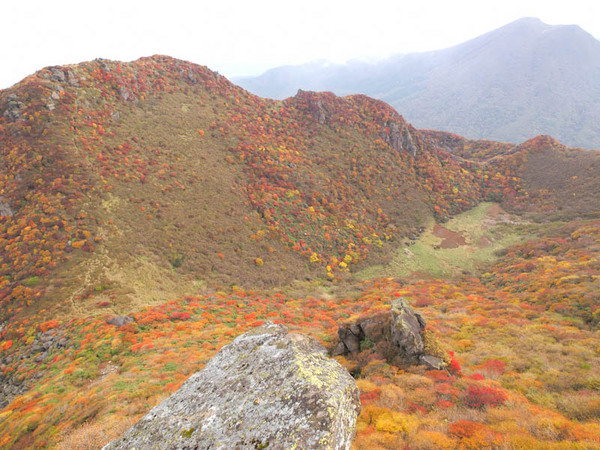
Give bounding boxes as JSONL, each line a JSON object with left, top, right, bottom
{"left": 236, "top": 18, "right": 600, "bottom": 150}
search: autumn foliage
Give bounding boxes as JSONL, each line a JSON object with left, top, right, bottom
{"left": 0, "top": 56, "right": 599, "bottom": 449}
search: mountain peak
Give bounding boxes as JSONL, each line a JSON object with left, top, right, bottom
{"left": 236, "top": 18, "right": 600, "bottom": 149}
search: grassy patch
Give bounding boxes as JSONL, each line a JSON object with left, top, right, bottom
{"left": 357, "top": 202, "right": 531, "bottom": 280}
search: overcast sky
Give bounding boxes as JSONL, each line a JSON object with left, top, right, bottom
{"left": 1, "top": 0, "right": 599, "bottom": 89}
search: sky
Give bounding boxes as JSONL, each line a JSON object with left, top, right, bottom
{"left": 1, "top": 0, "right": 599, "bottom": 89}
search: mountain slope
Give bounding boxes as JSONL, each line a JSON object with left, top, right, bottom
{"left": 1, "top": 56, "right": 600, "bottom": 326}
{"left": 236, "top": 18, "right": 600, "bottom": 149}
{"left": 0, "top": 56, "right": 485, "bottom": 323}
{"left": 1, "top": 57, "right": 600, "bottom": 449}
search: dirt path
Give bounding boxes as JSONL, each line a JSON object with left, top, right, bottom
{"left": 433, "top": 224, "right": 466, "bottom": 248}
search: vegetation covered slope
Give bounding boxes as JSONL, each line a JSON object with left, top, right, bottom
{"left": 236, "top": 17, "right": 600, "bottom": 149}
{"left": 0, "top": 56, "right": 599, "bottom": 449}
{"left": 0, "top": 55, "right": 509, "bottom": 323}
{"left": 0, "top": 218, "right": 598, "bottom": 449}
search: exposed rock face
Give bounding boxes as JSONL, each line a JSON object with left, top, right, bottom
{"left": 0, "top": 328, "right": 71, "bottom": 409}
{"left": 0, "top": 197, "right": 13, "bottom": 217}
{"left": 391, "top": 298, "right": 426, "bottom": 362}
{"left": 334, "top": 298, "right": 446, "bottom": 370}
{"left": 381, "top": 121, "right": 419, "bottom": 157}
{"left": 297, "top": 89, "right": 330, "bottom": 125}
{"left": 106, "top": 316, "right": 134, "bottom": 327}
{"left": 104, "top": 322, "right": 360, "bottom": 450}
{"left": 2, "top": 94, "right": 24, "bottom": 121}
{"left": 334, "top": 310, "right": 390, "bottom": 356}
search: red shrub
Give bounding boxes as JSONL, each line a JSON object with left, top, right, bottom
{"left": 468, "top": 373, "right": 485, "bottom": 380}
{"left": 39, "top": 320, "right": 59, "bottom": 332}
{"left": 448, "top": 420, "right": 485, "bottom": 438}
{"left": 448, "top": 351, "right": 462, "bottom": 375}
{"left": 464, "top": 384, "right": 507, "bottom": 408}
{"left": 481, "top": 358, "right": 506, "bottom": 376}
{"left": 170, "top": 312, "right": 191, "bottom": 321}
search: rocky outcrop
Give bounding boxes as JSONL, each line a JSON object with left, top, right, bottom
{"left": 104, "top": 322, "right": 360, "bottom": 450}
{"left": 381, "top": 121, "right": 419, "bottom": 157}
{"left": 335, "top": 310, "right": 390, "bottom": 356}
{"left": 2, "top": 94, "right": 24, "bottom": 121}
{"left": 297, "top": 90, "right": 330, "bottom": 125}
{"left": 0, "top": 197, "right": 13, "bottom": 217}
{"left": 0, "top": 328, "right": 71, "bottom": 409}
{"left": 391, "top": 298, "right": 426, "bottom": 362}
{"left": 334, "top": 298, "right": 446, "bottom": 370}
{"left": 106, "top": 316, "right": 134, "bottom": 327}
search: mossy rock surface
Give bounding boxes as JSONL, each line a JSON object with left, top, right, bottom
{"left": 104, "top": 322, "right": 360, "bottom": 450}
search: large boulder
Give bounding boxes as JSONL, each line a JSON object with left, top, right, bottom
{"left": 334, "top": 310, "right": 391, "bottom": 356}
{"left": 104, "top": 322, "right": 360, "bottom": 450}
{"left": 391, "top": 298, "right": 426, "bottom": 362}
{"left": 333, "top": 298, "right": 446, "bottom": 370}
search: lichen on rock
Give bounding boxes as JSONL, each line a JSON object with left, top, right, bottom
{"left": 104, "top": 322, "right": 360, "bottom": 450}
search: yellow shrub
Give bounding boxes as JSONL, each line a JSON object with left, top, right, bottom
{"left": 410, "top": 430, "right": 456, "bottom": 449}
{"left": 356, "top": 378, "right": 379, "bottom": 393}
{"left": 375, "top": 411, "right": 419, "bottom": 434}
{"left": 456, "top": 339, "right": 474, "bottom": 350}
{"left": 506, "top": 434, "right": 554, "bottom": 450}
{"left": 378, "top": 383, "right": 405, "bottom": 410}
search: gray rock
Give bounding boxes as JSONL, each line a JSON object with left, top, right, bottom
{"left": 106, "top": 316, "right": 134, "bottom": 327}
{"left": 0, "top": 196, "right": 14, "bottom": 217}
{"left": 50, "top": 67, "right": 66, "bottom": 82}
{"left": 391, "top": 298, "right": 426, "bottom": 362}
{"left": 358, "top": 311, "right": 390, "bottom": 343}
{"left": 118, "top": 85, "right": 131, "bottom": 101}
{"left": 420, "top": 355, "right": 446, "bottom": 370}
{"left": 381, "top": 121, "right": 419, "bottom": 157}
{"left": 104, "top": 322, "right": 360, "bottom": 450}
{"left": 336, "top": 310, "right": 391, "bottom": 355}
{"left": 334, "top": 298, "right": 433, "bottom": 367}
{"left": 67, "top": 70, "right": 79, "bottom": 87}
{"left": 31, "top": 343, "right": 43, "bottom": 353}
{"left": 3, "top": 95, "right": 24, "bottom": 121}
{"left": 338, "top": 324, "right": 362, "bottom": 354}
{"left": 187, "top": 69, "right": 198, "bottom": 84}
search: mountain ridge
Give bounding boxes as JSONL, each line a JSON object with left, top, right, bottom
{"left": 235, "top": 18, "right": 600, "bottom": 149}
{"left": 1, "top": 55, "right": 600, "bottom": 449}
{"left": 1, "top": 55, "right": 598, "bottom": 326}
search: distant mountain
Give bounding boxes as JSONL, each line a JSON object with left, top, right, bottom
{"left": 235, "top": 18, "right": 600, "bottom": 150}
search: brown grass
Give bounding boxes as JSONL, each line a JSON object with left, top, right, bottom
{"left": 56, "top": 416, "right": 136, "bottom": 450}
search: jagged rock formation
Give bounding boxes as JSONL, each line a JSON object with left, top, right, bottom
{"left": 2, "top": 94, "right": 24, "bottom": 121}
{"left": 334, "top": 298, "right": 446, "bottom": 370}
{"left": 0, "top": 196, "right": 13, "bottom": 217}
{"left": 390, "top": 297, "right": 427, "bottom": 362}
{"left": 104, "top": 322, "right": 360, "bottom": 450}
{"left": 380, "top": 121, "right": 419, "bottom": 157}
